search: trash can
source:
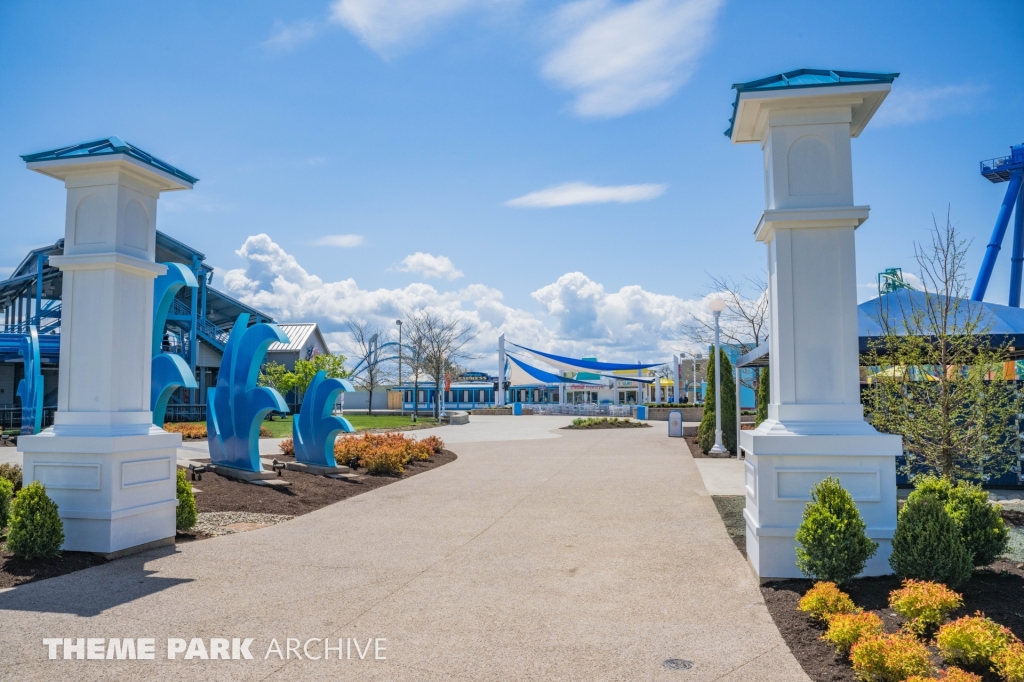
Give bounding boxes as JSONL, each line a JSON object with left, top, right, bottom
{"left": 636, "top": 405, "right": 648, "bottom": 420}
{"left": 668, "top": 410, "right": 683, "bottom": 437}
{"left": 512, "top": 402, "right": 523, "bottom": 416}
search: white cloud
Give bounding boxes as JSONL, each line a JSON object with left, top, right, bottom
{"left": 396, "top": 252, "right": 464, "bottom": 280}
{"left": 262, "top": 20, "right": 321, "bottom": 52}
{"left": 541, "top": 0, "right": 722, "bottom": 117}
{"left": 220, "top": 234, "right": 707, "bottom": 365}
{"left": 329, "top": 0, "right": 506, "bottom": 56}
{"left": 506, "top": 181, "right": 666, "bottom": 207}
{"left": 873, "top": 84, "right": 988, "bottom": 127}
{"left": 314, "top": 234, "right": 365, "bottom": 248}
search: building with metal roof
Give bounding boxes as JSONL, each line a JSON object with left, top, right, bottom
{"left": 266, "top": 323, "right": 331, "bottom": 369}
{"left": 0, "top": 231, "right": 276, "bottom": 425}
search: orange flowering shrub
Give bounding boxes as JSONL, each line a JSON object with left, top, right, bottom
{"left": 992, "top": 641, "right": 1024, "bottom": 682}
{"left": 906, "top": 668, "right": 981, "bottom": 682}
{"left": 822, "top": 611, "right": 885, "bottom": 655}
{"left": 163, "top": 422, "right": 207, "bottom": 439}
{"left": 935, "top": 613, "right": 1018, "bottom": 667}
{"left": 888, "top": 579, "right": 963, "bottom": 635}
{"left": 421, "top": 435, "right": 445, "bottom": 454}
{"left": 259, "top": 426, "right": 272, "bottom": 438}
{"left": 279, "top": 438, "right": 295, "bottom": 457}
{"left": 850, "top": 633, "right": 932, "bottom": 681}
{"left": 332, "top": 432, "right": 433, "bottom": 475}
{"left": 798, "top": 582, "right": 859, "bottom": 621}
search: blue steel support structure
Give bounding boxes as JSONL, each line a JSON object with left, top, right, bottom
{"left": 972, "top": 144, "right": 1024, "bottom": 304}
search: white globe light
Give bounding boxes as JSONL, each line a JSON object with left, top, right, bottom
{"left": 708, "top": 297, "right": 727, "bottom": 312}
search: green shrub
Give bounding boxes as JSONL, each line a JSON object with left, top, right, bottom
{"left": 910, "top": 475, "right": 1009, "bottom": 566}
{"left": 889, "top": 491, "right": 973, "bottom": 587}
{"left": 698, "top": 348, "right": 736, "bottom": 454}
{"left": 850, "top": 633, "right": 933, "bottom": 681}
{"left": 175, "top": 468, "right": 197, "bottom": 531}
{"left": 935, "top": 613, "right": 1018, "bottom": 667}
{"left": 0, "top": 462, "right": 22, "bottom": 492}
{"left": 0, "top": 477, "right": 13, "bottom": 529}
{"left": 888, "top": 579, "right": 963, "bottom": 635}
{"left": 755, "top": 366, "right": 769, "bottom": 427}
{"left": 6, "top": 481, "right": 64, "bottom": 560}
{"left": 795, "top": 477, "right": 878, "bottom": 584}
{"left": 797, "top": 581, "right": 859, "bottom": 621}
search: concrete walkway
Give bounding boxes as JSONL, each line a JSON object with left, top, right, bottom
{"left": 0, "top": 416, "right": 807, "bottom": 681}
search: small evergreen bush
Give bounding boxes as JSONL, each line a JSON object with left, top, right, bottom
{"left": 698, "top": 348, "right": 736, "bottom": 454}
{"left": 935, "top": 613, "right": 1018, "bottom": 667}
{"left": 755, "top": 366, "right": 769, "bottom": 427}
{"left": 911, "top": 476, "right": 1009, "bottom": 566}
{"left": 850, "top": 633, "right": 933, "bottom": 681}
{"left": 797, "top": 581, "right": 858, "bottom": 621}
{"left": 0, "top": 477, "right": 13, "bottom": 529}
{"left": 6, "top": 481, "right": 64, "bottom": 560}
{"left": 888, "top": 579, "right": 963, "bottom": 635}
{"left": 822, "top": 611, "right": 884, "bottom": 655}
{"left": 175, "top": 468, "right": 197, "bottom": 531}
{"left": 993, "top": 642, "right": 1024, "bottom": 682}
{"left": 0, "top": 462, "right": 22, "bottom": 492}
{"left": 795, "top": 477, "right": 878, "bottom": 584}
{"left": 890, "top": 491, "right": 973, "bottom": 587}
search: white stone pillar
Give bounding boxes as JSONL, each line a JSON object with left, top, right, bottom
{"left": 18, "top": 140, "right": 195, "bottom": 557}
{"left": 730, "top": 73, "right": 902, "bottom": 580}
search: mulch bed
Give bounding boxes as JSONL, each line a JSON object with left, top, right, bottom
{"left": 0, "top": 546, "right": 107, "bottom": 590}
{"left": 685, "top": 435, "right": 739, "bottom": 458}
{"left": 754, "top": 509, "right": 1024, "bottom": 682}
{"left": 182, "top": 449, "right": 457, "bottom": 518}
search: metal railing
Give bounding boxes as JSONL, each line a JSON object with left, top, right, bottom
{"left": 163, "top": 405, "right": 207, "bottom": 423}
{"left": 0, "top": 407, "right": 57, "bottom": 432}
{"left": 197, "top": 316, "right": 230, "bottom": 346}
{"left": 532, "top": 403, "right": 634, "bottom": 417}
{"left": 3, "top": 303, "right": 62, "bottom": 335}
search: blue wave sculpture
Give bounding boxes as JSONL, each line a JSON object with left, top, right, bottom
{"left": 207, "top": 314, "right": 290, "bottom": 472}
{"left": 293, "top": 371, "right": 356, "bottom": 467}
{"left": 16, "top": 326, "right": 42, "bottom": 435}
{"left": 151, "top": 263, "right": 198, "bottom": 425}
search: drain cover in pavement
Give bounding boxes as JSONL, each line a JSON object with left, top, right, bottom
{"left": 663, "top": 659, "right": 694, "bottom": 670}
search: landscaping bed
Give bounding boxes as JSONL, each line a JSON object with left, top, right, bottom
{"left": 744, "top": 506, "right": 1024, "bottom": 682}
{"left": 0, "top": 545, "right": 107, "bottom": 589}
{"left": 563, "top": 417, "right": 651, "bottom": 429}
{"left": 181, "top": 449, "right": 457, "bottom": 519}
{"left": 762, "top": 563, "right": 1024, "bottom": 682}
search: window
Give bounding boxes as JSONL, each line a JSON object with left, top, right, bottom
{"left": 478, "top": 389, "right": 485, "bottom": 402}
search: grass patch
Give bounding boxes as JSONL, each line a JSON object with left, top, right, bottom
{"left": 263, "top": 414, "right": 439, "bottom": 437}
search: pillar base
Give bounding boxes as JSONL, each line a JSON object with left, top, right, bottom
{"left": 740, "top": 419, "right": 901, "bottom": 581}
{"left": 18, "top": 427, "right": 181, "bottom": 555}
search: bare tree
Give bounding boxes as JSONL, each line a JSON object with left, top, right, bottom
{"left": 346, "top": 320, "right": 395, "bottom": 416}
{"left": 403, "top": 321, "right": 429, "bottom": 420}
{"left": 408, "top": 311, "right": 478, "bottom": 419}
{"left": 682, "top": 274, "right": 769, "bottom": 396}
{"left": 683, "top": 275, "right": 769, "bottom": 354}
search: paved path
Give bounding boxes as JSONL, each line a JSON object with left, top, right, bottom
{"left": 0, "top": 416, "right": 807, "bottom": 681}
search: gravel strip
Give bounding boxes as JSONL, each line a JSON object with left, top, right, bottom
{"left": 192, "top": 511, "right": 294, "bottom": 537}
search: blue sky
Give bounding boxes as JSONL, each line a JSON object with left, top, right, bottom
{"left": 1, "top": 0, "right": 1022, "bottom": 364}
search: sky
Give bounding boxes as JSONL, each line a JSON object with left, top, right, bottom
{"left": 1, "top": 1, "right": 1022, "bottom": 369}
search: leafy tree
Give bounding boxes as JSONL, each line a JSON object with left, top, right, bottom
{"left": 756, "top": 366, "right": 769, "bottom": 427}
{"left": 698, "top": 347, "right": 736, "bottom": 454}
{"left": 257, "top": 361, "right": 294, "bottom": 398}
{"left": 863, "top": 213, "right": 1023, "bottom": 481}
{"left": 292, "top": 351, "right": 349, "bottom": 402}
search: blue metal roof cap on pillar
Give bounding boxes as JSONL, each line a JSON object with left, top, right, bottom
{"left": 725, "top": 69, "right": 900, "bottom": 138}
{"left": 21, "top": 137, "right": 199, "bottom": 185}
